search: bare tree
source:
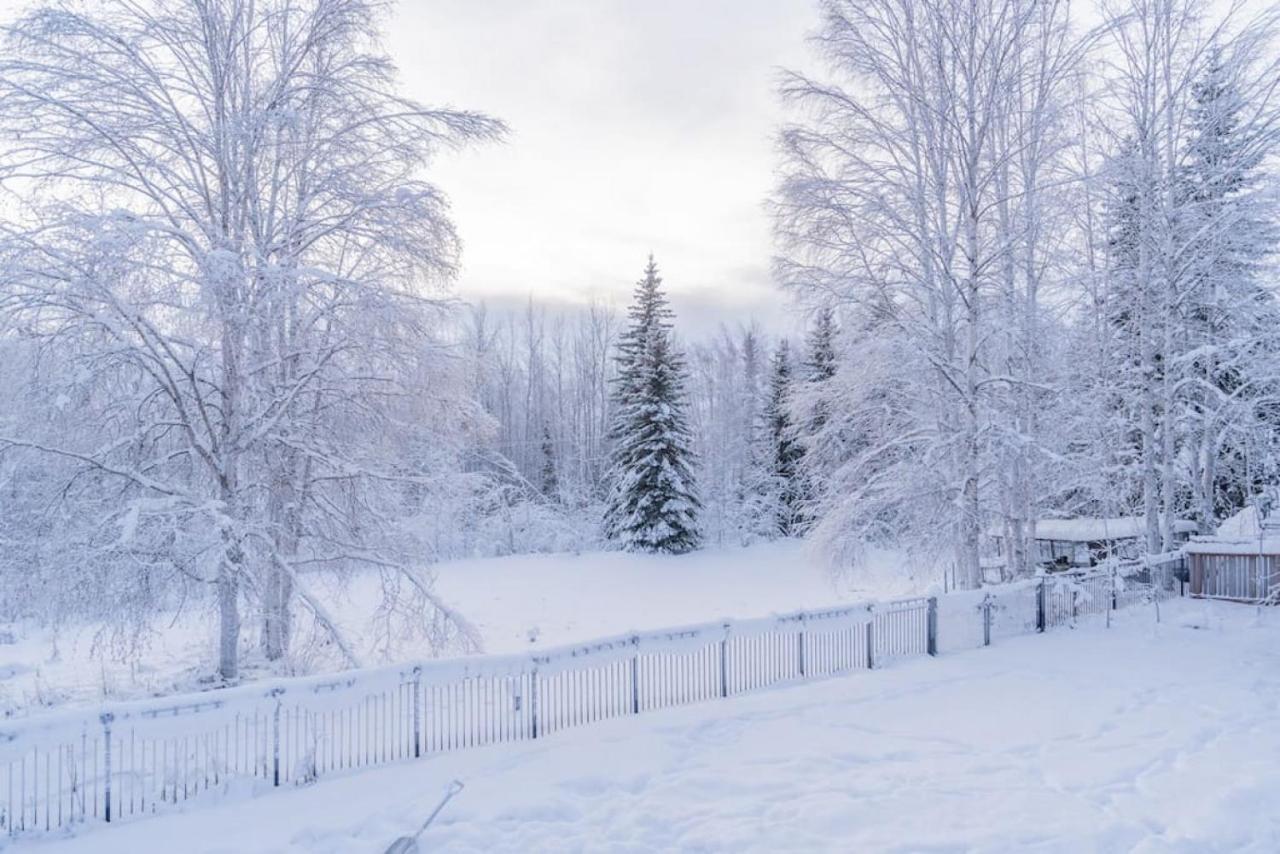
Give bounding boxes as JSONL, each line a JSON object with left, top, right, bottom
{"left": 775, "top": 0, "right": 1088, "bottom": 586}
{"left": 0, "top": 0, "right": 502, "bottom": 679}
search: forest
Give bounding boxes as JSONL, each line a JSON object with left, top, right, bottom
{"left": 0, "top": 0, "right": 1278, "bottom": 688}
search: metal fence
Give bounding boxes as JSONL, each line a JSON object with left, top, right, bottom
{"left": 1, "top": 571, "right": 1166, "bottom": 839}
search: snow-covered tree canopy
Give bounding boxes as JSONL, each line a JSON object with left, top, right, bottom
{"left": 774, "top": 0, "right": 1280, "bottom": 585}
{"left": 0, "top": 0, "right": 503, "bottom": 679}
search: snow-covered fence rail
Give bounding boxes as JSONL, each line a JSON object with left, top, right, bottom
{"left": 0, "top": 577, "right": 1164, "bottom": 839}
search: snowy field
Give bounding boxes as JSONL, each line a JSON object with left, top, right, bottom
{"left": 0, "top": 541, "right": 924, "bottom": 716}
{"left": 13, "top": 598, "right": 1279, "bottom": 853}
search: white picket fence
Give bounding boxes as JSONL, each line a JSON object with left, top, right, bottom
{"left": 1, "top": 567, "right": 1170, "bottom": 839}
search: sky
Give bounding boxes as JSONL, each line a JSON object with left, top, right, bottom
{"left": 387, "top": 0, "right": 815, "bottom": 335}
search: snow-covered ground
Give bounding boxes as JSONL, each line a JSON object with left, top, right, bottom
{"left": 426, "top": 540, "right": 921, "bottom": 652}
{"left": 13, "top": 598, "right": 1279, "bottom": 853}
{"left": 1, "top": 541, "right": 923, "bottom": 716}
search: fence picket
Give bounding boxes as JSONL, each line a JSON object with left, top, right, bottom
{"left": 2, "top": 571, "right": 1171, "bottom": 840}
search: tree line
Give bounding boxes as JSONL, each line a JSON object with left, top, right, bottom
{"left": 774, "top": 0, "right": 1280, "bottom": 586}
{"left": 460, "top": 260, "right": 840, "bottom": 555}
{"left": 1, "top": 0, "right": 1279, "bottom": 686}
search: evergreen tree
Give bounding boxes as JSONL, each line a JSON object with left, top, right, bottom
{"left": 1102, "top": 139, "right": 1145, "bottom": 339}
{"left": 740, "top": 329, "right": 764, "bottom": 441}
{"left": 1182, "top": 50, "right": 1274, "bottom": 316}
{"left": 795, "top": 307, "right": 840, "bottom": 532}
{"left": 763, "top": 340, "right": 805, "bottom": 536}
{"left": 1180, "top": 51, "right": 1280, "bottom": 524}
{"left": 602, "top": 256, "right": 701, "bottom": 553}
{"left": 804, "top": 307, "right": 838, "bottom": 384}
{"left": 1095, "top": 137, "right": 1151, "bottom": 515}
{"left": 736, "top": 328, "right": 776, "bottom": 542}
{"left": 539, "top": 421, "right": 560, "bottom": 501}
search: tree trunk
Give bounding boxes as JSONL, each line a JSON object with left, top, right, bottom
{"left": 217, "top": 556, "right": 241, "bottom": 681}
{"left": 1198, "top": 428, "right": 1217, "bottom": 534}
{"left": 962, "top": 206, "right": 983, "bottom": 590}
{"left": 1138, "top": 145, "right": 1161, "bottom": 555}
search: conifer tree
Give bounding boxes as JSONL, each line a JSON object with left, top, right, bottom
{"left": 602, "top": 256, "right": 701, "bottom": 553}
{"left": 763, "top": 340, "right": 805, "bottom": 536}
{"left": 540, "top": 422, "right": 560, "bottom": 501}
{"left": 736, "top": 328, "right": 776, "bottom": 542}
{"left": 1180, "top": 50, "right": 1280, "bottom": 524}
{"left": 1095, "top": 137, "right": 1156, "bottom": 516}
{"left": 804, "top": 307, "right": 838, "bottom": 385}
{"left": 798, "top": 306, "right": 839, "bottom": 531}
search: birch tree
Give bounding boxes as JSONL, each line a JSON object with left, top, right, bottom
{"left": 0, "top": 0, "right": 501, "bottom": 679}
{"left": 776, "top": 0, "right": 1086, "bottom": 585}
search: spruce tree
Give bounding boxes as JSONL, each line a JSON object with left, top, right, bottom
{"left": 763, "top": 340, "right": 805, "bottom": 536}
{"left": 798, "top": 306, "right": 838, "bottom": 532}
{"left": 802, "top": 308, "right": 839, "bottom": 453}
{"left": 1182, "top": 50, "right": 1273, "bottom": 310}
{"left": 539, "top": 421, "right": 560, "bottom": 501}
{"left": 1096, "top": 138, "right": 1151, "bottom": 514}
{"left": 602, "top": 256, "right": 701, "bottom": 553}
{"left": 737, "top": 328, "right": 774, "bottom": 542}
{"left": 1181, "top": 51, "right": 1280, "bottom": 518}
{"left": 804, "top": 307, "right": 838, "bottom": 384}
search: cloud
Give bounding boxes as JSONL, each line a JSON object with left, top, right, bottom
{"left": 389, "top": 0, "right": 814, "bottom": 333}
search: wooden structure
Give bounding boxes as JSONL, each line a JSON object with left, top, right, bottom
{"left": 1182, "top": 547, "right": 1274, "bottom": 601}
{"left": 1184, "top": 505, "right": 1280, "bottom": 601}
{"left": 1185, "top": 548, "right": 1280, "bottom": 601}
{"left": 990, "top": 517, "right": 1195, "bottom": 570}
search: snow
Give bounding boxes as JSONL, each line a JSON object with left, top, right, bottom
{"left": 1012, "top": 516, "right": 1197, "bottom": 543}
{"left": 426, "top": 540, "right": 916, "bottom": 652}
{"left": 1184, "top": 537, "right": 1280, "bottom": 555}
{"left": 1184, "top": 506, "right": 1280, "bottom": 555}
{"left": 15, "top": 598, "right": 1280, "bottom": 853}
{"left": 1216, "top": 506, "right": 1265, "bottom": 538}
{"left": 0, "top": 541, "right": 919, "bottom": 717}
{"left": 935, "top": 581, "right": 1040, "bottom": 652}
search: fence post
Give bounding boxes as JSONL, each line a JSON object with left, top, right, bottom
{"left": 631, "top": 636, "right": 641, "bottom": 714}
{"left": 412, "top": 666, "right": 422, "bottom": 759}
{"left": 798, "top": 612, "right": 807, "bottom": 678}
{"left": 100, "top": 713, "right": 113, "bottom": 823}
{"left": 1071, "top": 587, "right": 1079, "bottom": 622}
{"left": 927, "top": 597, "right": 938, "bottom": 656}
{"left": 1036, "top": 577, "right": 1046, "bottom": 632}
{"left": 270, "top": 688, "right": 284, "bottom": 787}
{"left": 865, "top": 605, "right": 876, "bottom": 670}
{"left": 982, "top": 596, "right": 992, "bottom": 647}
{"left": 718, "top": 624, "right": 729, "bottom": 699}
{"left": 530, "top": 668, "right": 540, "bottom": 739}
{"left": 1107, "top": 569, "right": 1115, "bottom": 630}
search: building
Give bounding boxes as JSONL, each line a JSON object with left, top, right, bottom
{"left": 1184, "top": 506, "right": 1280, "bottom": 602}
{"left": 990, "top": 516, "right": 1197, "bottom": 571}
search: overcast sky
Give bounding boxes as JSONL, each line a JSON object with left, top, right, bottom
{"left": 387, "top": 0, "right": 815, "bottom": 334}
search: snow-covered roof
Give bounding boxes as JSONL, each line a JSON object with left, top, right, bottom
{"left": 1215, "top": 506, "right": 1264, "bottom": 538}
{"left": 996, "top": 516, "right": 1197, "bottom": 543}
{"left": 1184, "top": 536, "right": 1280, "bottom": 555}
{"left": 1184, "top": 505, "right": 1280, "bottom": 554}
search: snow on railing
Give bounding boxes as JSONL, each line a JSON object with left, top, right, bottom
{"left": 0, "top": 576, "right": 1164, "bottom": 839}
